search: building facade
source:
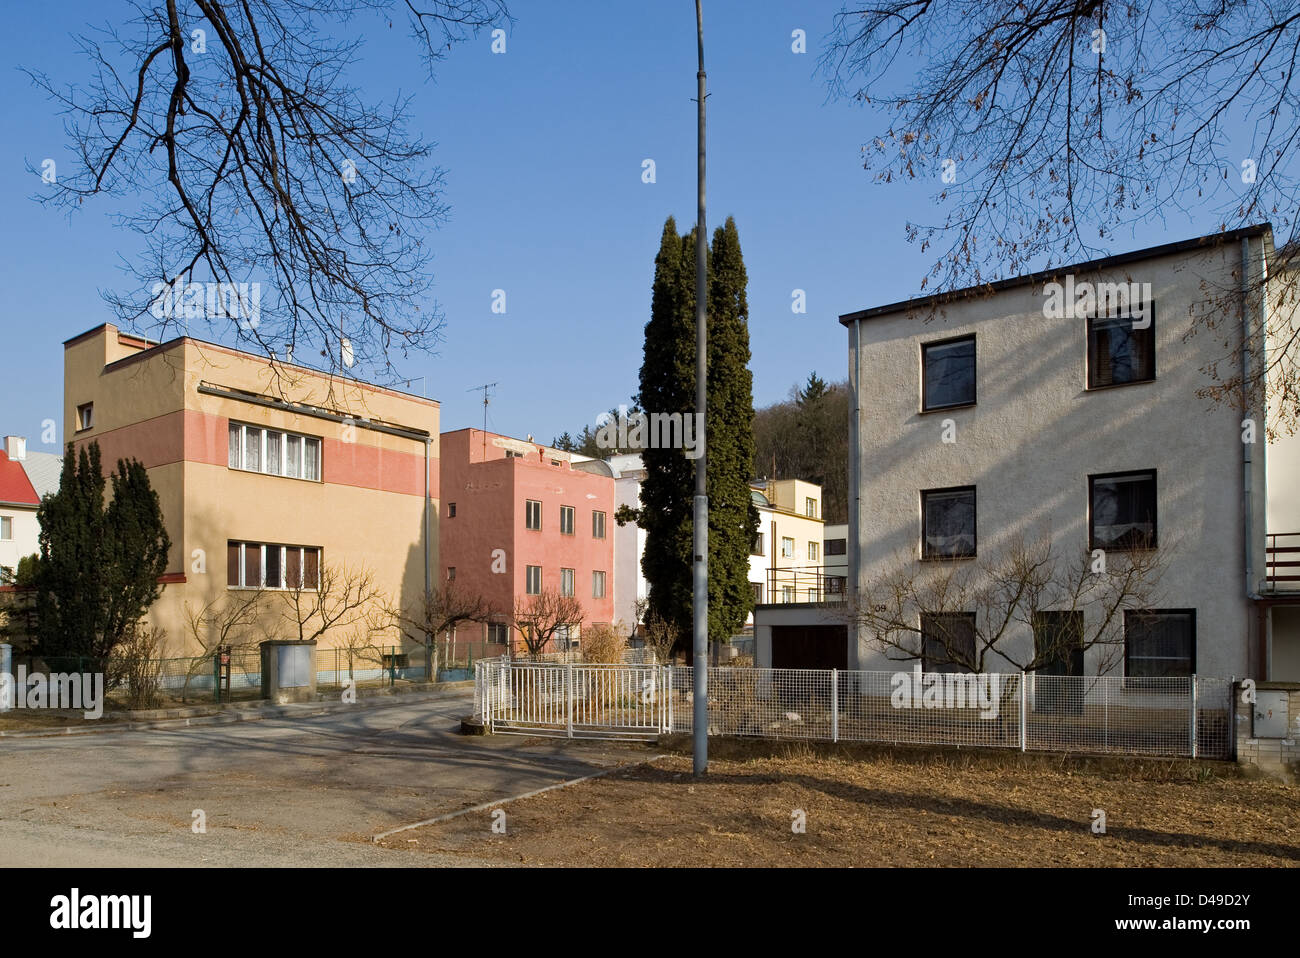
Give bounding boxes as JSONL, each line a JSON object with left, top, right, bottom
{"left": 63, "top": 324, "right": 439, "bottom": 654}
{"left": 837, "top": 225, "right": 1296, "bottom": 680}
{"left": 440, "top": 428, "right": 616, "bottom": 655}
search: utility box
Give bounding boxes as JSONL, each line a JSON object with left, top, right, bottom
{"left": 1253, "top": 690, "right": 1289, "bottom": 738}
{"left": 260, "top": 639, "right": 318, "bottom": 704}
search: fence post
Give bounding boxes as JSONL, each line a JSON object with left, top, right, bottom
{"left": 831, "top": 668, "right": 839, "bottom": 743}
{"left": 1019, "top": 672, "right": 1027, "bottom": 752}
{"left": 565, "top": 663, "right": 574, "bottom": 739}
{"left": 1190, "top": 675, "right": 1199, "bottom": 759}
{"left": 214, "top": 653, "right": 222, "bottom": 704}
{"left": 667, "top": 666, "right": 674, "bottom": 733}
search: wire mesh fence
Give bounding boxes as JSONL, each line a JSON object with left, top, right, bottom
{"left": 476, "top": 660, "right": 1235, "bottom": 759}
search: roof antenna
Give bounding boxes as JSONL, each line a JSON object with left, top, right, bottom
{"left": 467, "top": 382, "right": 497, "bottom": 457}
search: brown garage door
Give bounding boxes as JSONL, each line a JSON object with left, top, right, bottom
{"left": 771, "top": 625, "right": 848, "bottom": 671}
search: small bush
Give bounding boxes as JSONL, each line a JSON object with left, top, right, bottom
{"left": 580, "top": 623, "right": 626, "bottom": 664}
{"left": 111, "top": 623, "right": 169, "bottom": 710}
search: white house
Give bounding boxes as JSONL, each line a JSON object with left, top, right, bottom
{"left": 0, "top": 436, "right": 61, "bottom": 582}
{"left": 756, "top": 225, "right": 1299, "bottom": 680}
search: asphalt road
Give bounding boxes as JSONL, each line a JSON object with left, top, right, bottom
{"left": 0, "top": 689, "right": 640, "bottom": 867}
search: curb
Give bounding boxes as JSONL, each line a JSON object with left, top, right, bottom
{"left": 0, "top": 681, "right": 475, "bottom": 739}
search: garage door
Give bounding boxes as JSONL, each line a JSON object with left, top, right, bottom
{"left": 771, "top": 625, "right": 848, "bottom": 671}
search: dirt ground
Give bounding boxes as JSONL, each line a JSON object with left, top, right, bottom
{"left": 379, "top": 739, "right": 1300, "bottom": 866}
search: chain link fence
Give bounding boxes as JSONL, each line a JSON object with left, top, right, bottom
{"left": 476, "top": 660, "right": 1234, "bottom": 759}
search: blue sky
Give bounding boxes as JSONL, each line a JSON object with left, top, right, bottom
{"left": 0, "top": 0, "right": 1222, "bottom": 450}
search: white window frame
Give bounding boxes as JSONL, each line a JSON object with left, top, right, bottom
{"left": 560, "top": 505, "right": 575, "bottom": 536}
{"left": 592, "top": 570, "right": 606, "bottom": 599}
{"left": 808, "top": 541, "right": 819, "bottom": 561}
{"left": 0, "top": 516, "right": 11, "bottom": 541}
{"left": 592, "top": 510, "right": 606, "bottom": 539}
{"left": 781, "top": 537, "right": 795, "bottom": 559}
{"left": 228, "top": 421, "right": 321, "bottom": 481}
{"left": 525, "top": 500, "right": 542, "bottom": 531}
{"left": 526, "top": 565, "right": 542, "bottom": 595}
{"left": 560, "top": 567, "right": 575, "bottom": 597}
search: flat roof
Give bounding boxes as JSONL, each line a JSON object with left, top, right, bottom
{"left": 838, "top": 224, "right": 1273, "bottom": 326}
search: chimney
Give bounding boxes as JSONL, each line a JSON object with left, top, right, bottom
{"left": 3, "top": 436, "right": 26, "bottom": 461}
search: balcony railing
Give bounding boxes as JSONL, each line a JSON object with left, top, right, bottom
{"left": 1266, "top": 532, "right": 1300, "bottom": 591}
{"left": 760, "top": 566, "right": 848, "bottom": 605}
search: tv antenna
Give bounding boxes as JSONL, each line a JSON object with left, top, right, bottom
{"left": 468, "top": 382, "right": 498, "bottom": 455}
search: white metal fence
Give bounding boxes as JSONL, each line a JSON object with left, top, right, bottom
{"left": 475, "top": 660, "right": 1234, "bottom": 759}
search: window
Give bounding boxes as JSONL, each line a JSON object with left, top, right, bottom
{"left": 922, "top": 335, "right": 976, "bottom": 410}
{"left": 227, "top": 542, "right": 319, "bottom": 589}
{"left": 921, "top": 612, "right": 976, "bottom": 673}
{"left": 922, "top": 486, "right": 976, "bottom": 559}
{"left": 808, "top": 541, "right": 819, "bottom": 561}
{"left": 77, "top": 403, "right": 94, "bottom": 431}
{"left": 448, "top": 502, "right": 457, "bottom": 518}
{"left": 487, "top": 622, "right": 509, "bottom": 645}
{"left": 805, "top": 497, "right": 818, "bottom": 518}
{"left": 0, "top": 516, "right": 10, "bottom": 540}
{"left": 1033, "top": 611, "right": 1085, "bottom": 675}
{"left": 1033, "top": 611, "right": 1085, "bottom": 715}
{"left": 592, "top": 510, "right": 606, "bottom": 539}
{"left": 506, "top": 450, "right": 525, "bottom": 458}
{"left": 560, "top": 505, "right": 575, "bottom": 536}
{"left": 1125, "top": 610, "right": 1195, "bottom": 680}
{"left": 751, "top": 533, "right": 764, "bottom": 556}
{"left": 560, "top": 568, "right": 575, "bottom": 596}
{"left": 781, "top": 537, "right": 795, "bottom": 558}
{"left": 751, "top": 581, "right": 763, "bottom": 605}
{"left": 526, "top": 565, "right": 542, "bottom": 595}
{"left": 1090, "top": 470, "right": 1156, "bottom": 550}
{"left": 447, "top": 567, "right": 456, "bottom": 580}
{"left": 827, "top": 576, "right": 846, "bottom": 595}
{"left": 228, "top": 422, "right": 321, "bottom": 481}
{"left": 525, "top": 500, "right": 542, "bottom": 531}
{"left": 781, "top": 585, "right": 793, "bottom": 602}
{"left": 556, "top": 623, "right": 578, "bottom": 649}
{"left": 1088, "top": 310, "right": 1154, "bottom": 388}
{"left": 825, "top": 538, "right": 847, "bottom": 556}
{"left": 592, "top": 570, "right": 606, "bottom": 598}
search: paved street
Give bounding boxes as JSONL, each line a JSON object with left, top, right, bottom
{"left": 0, "top": 690, "right": 642, "bottom": 866}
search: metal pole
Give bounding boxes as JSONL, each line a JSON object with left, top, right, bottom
{"left": 691, "top": 0, "right": 709, "bottom": 777}
{"left": 1190, "top": 675, "right": 1199, "bottom": 759}
{"left": 831, "top": 668, "right": 838, "bottom": 743}
{"left": 1019, "top": 672, "right": 1027, "bottom": 752}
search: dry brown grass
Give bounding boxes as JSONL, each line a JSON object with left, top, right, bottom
{"left": 381, "top": 738, "right": 1300, "bottom": 867}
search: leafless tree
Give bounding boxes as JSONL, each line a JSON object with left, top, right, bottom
{"left": 388, "top": 580, "right": 498, "bottom": 676}
{"left": 180, "top": 588, "right": 269, "bottom": 701}
{"left": 511, "top": 589, "right": 584, "bottom": 661}
{"left": 822, "top": 1, "right": 1300, "bottom": 432}
{"left": 26, "top": 0, "right": 509, "bottom": 384}
{"left": 641, "top": 611, "right": 681, "bottom": 664}
{"left": 847, "top": 533, "right": 1166, "bottom": 675}
{"left": 281, "top": 561, "right": 386, "bottom": 644}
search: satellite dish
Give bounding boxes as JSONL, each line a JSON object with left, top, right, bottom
{"left": 341, "top": 338, "right": 354, "bottom": 368}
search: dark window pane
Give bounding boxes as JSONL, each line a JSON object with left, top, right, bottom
{"left": 923, "top": 488, "right": 976, "bottom": 558}
{"left": 264, "top": 545, "right": 281, "bottom": 589}
{"left": 286, "top": 548, "right": 302, "bottom": 589}
{"left": 227, "top": 542, "right": 241, "bottom": 587}
{"left": 304, "top": 548, "right": 319, "bottom": 589}
{"left": 923, "top": 337, "right": 976, "bottom": 409}
{"left": 825, "top": 538, "right": 847, "bottom": 555}
{"left": 1089, "top": 315, "right": 1154, "bottom": 387}
{"left": 244, "top": 545, "right": 261, "bottom": 589}
{"left": 921, "top": 613, "right": 976, "bottom": 672}
{"left": 1126, "top": 611, "right": 1194, "bottom": 678}
{"left": 1091, "top": 472, "right": 1156, "bottom": 548}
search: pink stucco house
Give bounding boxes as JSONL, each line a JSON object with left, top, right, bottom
{"left": 439, "top": 428, "right": 616, "bottom": 656}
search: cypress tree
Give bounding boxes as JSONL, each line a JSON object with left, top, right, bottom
{"left": 35, "top": 442, "right": 170, "bottom": 661}
{"left": 705, "top": 216, "right": 760, "bottom": 647}
{"left": 624, "top": 217, "right": 697, "bottom": 642}
{"left": 624, "top": 215, "right": 758, "bottom": 654}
